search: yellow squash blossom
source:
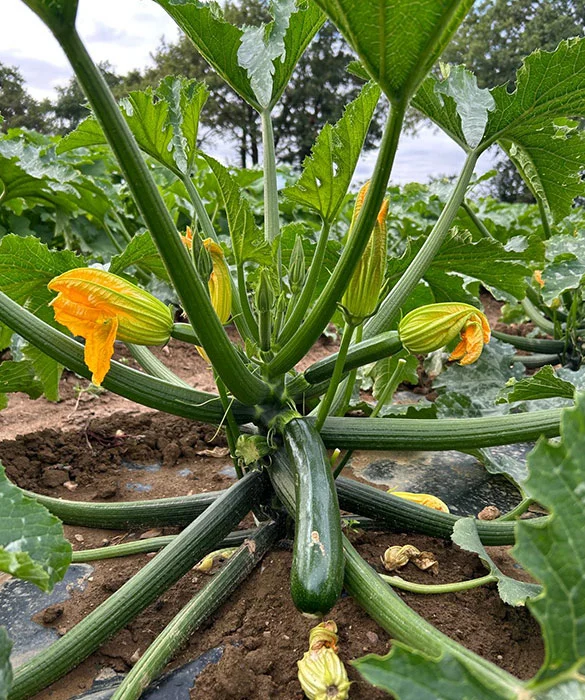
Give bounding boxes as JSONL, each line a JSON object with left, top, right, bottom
{"left": 399, "top": 302, "right": 490, "bottom": 365}
{"left": 48, "top": 268, "right": 173, "bottom": 386}
{"left": 389, "top": 490, "right": 450, "bottom": 513}
{"left": 341, "top": 181, "right": 389, "bottom": 325}
{"left": 181, "top": 228, "right": 232, "bottom": 324}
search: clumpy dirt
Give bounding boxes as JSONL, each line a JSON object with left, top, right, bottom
{"left": 0, "top": 317, "right": 546, "bottom": 699}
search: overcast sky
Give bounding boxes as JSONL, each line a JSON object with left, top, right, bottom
{"left": 2, "top": 0, "right": 496, "bottom": 182}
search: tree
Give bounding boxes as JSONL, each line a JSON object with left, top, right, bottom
{"left": 0, "top": 63, "right": 48, "bottom": 132}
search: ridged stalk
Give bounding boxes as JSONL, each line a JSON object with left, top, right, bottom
{"left": 111, "top": 520, "right": 280, "bottom": 700}
{"left": 9, "top": 471, "right": 269, "bottom": 700}
{"left": 71, "top": 528, "right": 258, "bottom": 562}
{"left": 126, "top": 344, "right": 190, "bottom": 387}
{"left": 320, "top": 409, "right": 561, "bottom": 451}
{"left": 24, "top": 489, "right": 224, "bottom": 529}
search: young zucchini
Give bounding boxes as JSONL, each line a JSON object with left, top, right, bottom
{"left": 283, "top": 418, "right": 344, "bottom": 614}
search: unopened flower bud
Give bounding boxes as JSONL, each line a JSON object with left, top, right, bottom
{"left": 289, "top": 235, "right": 306, "bottom": 294}
{"left": 297, "top": 648, "right": 350, "bottom": 700}
{"left": 399, "top": 302, "right": 490, "bottom": 366}
{"left": 235, "top": 434, "right": 272, "bottom": 466}
{"left": 341, "top": 181, "right": 389, "bottom": 325}
{"left": 255, "top": 269, "right": 274, "bottom": 314}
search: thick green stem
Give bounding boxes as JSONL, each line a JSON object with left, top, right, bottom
{"left": 343, "top": 539, "right": 523, "bottom": 695}
{"left": 492, "top": 329, "right": 564, "bottom": 354}
{"left": 25, "top": 489, "right": 224, "bottom": 529}
{"left": 335, "top": 477, "right": 517, "bottom": 545}
{"left": 278, "top": 220, "right": 331, "bottom": 347}
{"left": 110, "top": 520, "right": 280, "bottom": 700}
{"left": 261, "top": 109, "right": 280, "bottom": 246}
{"left": 380, "top": 572, "right": 496, "bottom": 594}
{"left": 365, "top": 151, "right": 479, "bottom": 339}
{"left": 0, "top": 290, "right": 262, "bottom": 424}
{"left": 71, "top": 528, "right": 258, "bottom": 562}
{"left": 537, "top": 197, "right": 552, "bottom": 239}
{"left": 9, "top": 471, "right": 269, "bottom": 700}
{"left": 170, "top": 323, "right": 200, "bottom": 345}
{"left": 267, "top": 100, "right": 407, "bottom": 376}
{"left": 55, "top": 27, "right": 270, "bottom": 405}
{"left": 320, "top": 409, "right": 561, "bottom": 451}
{"left": 315, "top": 323, "right": 356, "bottom": 431}
{"left": 126, "top": 343, "right": 190, "bottom": 388}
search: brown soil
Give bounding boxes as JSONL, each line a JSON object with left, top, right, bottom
{"left": 0, "top": 329, "right": 545, "bottom": 699}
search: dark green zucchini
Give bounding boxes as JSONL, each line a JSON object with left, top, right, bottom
{"left": 283, "top": 418, "right": 344, "bottom": 614}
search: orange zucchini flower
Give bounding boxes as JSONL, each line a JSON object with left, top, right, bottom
{"left": 48, "top": 268, "right": 173, "bottom": 386}
{"left": 399, "top": 302, "right": 490, "bottom": 366}
{"left": 389, "top": 490, "right": 450, "bottom": 513}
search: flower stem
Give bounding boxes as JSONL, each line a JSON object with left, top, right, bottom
{"left": 364, "top": 150, "right": 479, "bottom": 339}
{"left": 315, "top": 323, "right": 356, "bottom": 431}
{"left": 497, "top": 498, "right": 535, "bottom": 522}
{"left": 380, "top": 573, "right": 496, "bottom": 594}
{"left": 461, "top": 201, "right": 492, "bottom": 239}
{"left": 370, "top": 358, "right": 406, "bottom": 419}
{"left": 126, "top": 343, "right": 191, "bottom": 388}
{"left": 215, "top": 374, "right": 244, "bottom": 479}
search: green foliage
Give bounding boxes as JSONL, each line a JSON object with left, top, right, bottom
{"left": 452, "top": 519, "right": 541, "bottom": 605}
{"left": 110, "top": 231, "right": 169, "bottom": 282}
{"left": 283, "top": 81, "right": 380, "bottom": 222}
{"left": 541, "top": 230, "right": 585, "bottom": 304}
{"left": 0, "top": 628, "right": 11, "bottom": 700}
{"left": 497, "top": 366, "right": 577, "bottom": 405}
{"left": 313, "top": 0, "right": 475, "bottom": 102}
{"left": 0, "top": 463, "right": 71, "bottom": 591}
{"left": 0, "top": 63, "right": 48, "bottom": 133}
{"left": 0, "top": 360, "right": 43, "bottom": 409}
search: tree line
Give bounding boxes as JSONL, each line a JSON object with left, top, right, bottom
{"left": 1, "top": 0, "right": 582, "bottom": 193}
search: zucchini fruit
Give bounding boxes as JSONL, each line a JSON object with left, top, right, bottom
{"left": 283, "top": 418, "right": 344, "bottom": 614}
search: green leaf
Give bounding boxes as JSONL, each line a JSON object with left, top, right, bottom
{"left": 153, "top": 0, "right": 324, "bottom": 110}
{"left": 387, "top": 229, "right": 540, "bottom": 301}
{"left": 353, "top": 644, "right": 514, "bottom": 700}
{"left": 0, "top": 627, "right": 12, "bottom": 700}
{"left": 0, "top": 360, "right": 44, "bottom": 410}
{"left": 312, "top": 0, "right": 474, "bottom": 102}
{"left": 414, "top": 63, "right": 498, "bottom": 151}
{"left": 540, "top": 230, "right": 585, "bottom": 304}
{"left": 0, "top": 463, "right": 71, "bottom": 591}
{"left": 283, "top": 81, "right": 381, "bottom": 222}
{"left": 497, "top": 366, "right": 576, "bottom": 405}
{"left": 58, "top": 77, "right": 208, "bottom": 177}
{"left": 513, "top": 395, "right": 585, "bottom": 684}
{"left": 110, "top": 231, "right": 170, "bottom": 282}
{"left": 22, "top": 343, "right": 62, "bottom": 402}
{"left": 237, "top": 0, "right": 296, "bottom": 108}
{"left": 202, "top": 156, "right": 271, "bottom": 265}
{"left": 483, "top": 39, "right": 585, "bottom": 221}
{"left": 452, "top": 519, "right": 541, "bottom": 606}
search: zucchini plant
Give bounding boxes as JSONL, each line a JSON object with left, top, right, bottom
{"left": 1, "top": 1, "right": 585, "bottom": 698}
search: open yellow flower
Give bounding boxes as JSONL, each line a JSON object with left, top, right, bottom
{"left": 399, "top": 302, "right": 490, "bottom": 366}
{"left": 48, "top": 268, "right": 173, "bottom": 386}
{"left": 389, "top": 490, "right": 450, "bottom": 513}
{"left": 341, "top": 181, "right": 389, "bottom": 325}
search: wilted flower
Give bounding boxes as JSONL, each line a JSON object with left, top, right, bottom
{"left": 399, "top": 302, "right": 490, "bottom": 365}
{"left": 341, "top": 181, "right": 389, "bottom": 325}
{"left": 297, "top": 620, "right": 350, "bottom": 700}
{"left": 48, "top": 268, "right": 173, "bottom": 385}
{"left": 389, "top": 490, "right": 450, "bottom": 513}
{"left": 381, "top": 544, "right": 438, "bottom": 573}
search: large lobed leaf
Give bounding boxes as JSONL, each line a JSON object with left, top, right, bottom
{"left": 152, "top": 0, "right": 324, "bottom": 111}
{"left": 283, "top": 81, "right": 381, "bottom": 223}
{"left": 313, "top": 0, "right": 474, "bottom": 102}
{"left": 0, "top": 463, "right": 71, "bottom": 591}
{"left": 0, "top": 360, "right": 44, "bottom": 410}
{"left": 497, "top": 366, "right": 576, "bottom": 406}
{"left": 110, "top": 231, "right": 170, "bottom": 282}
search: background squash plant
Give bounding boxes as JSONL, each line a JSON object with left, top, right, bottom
{"left": 1, "top": 0, "right": 585, "bottom": 698}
